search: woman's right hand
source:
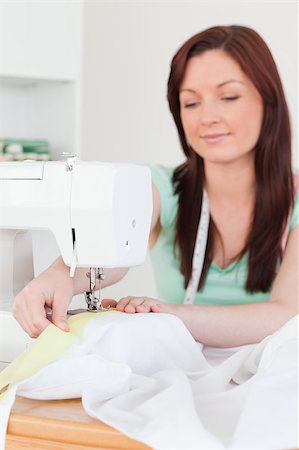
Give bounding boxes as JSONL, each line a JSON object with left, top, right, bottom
{"left": 13, "top": 258, "right": 74, "bottom": 338}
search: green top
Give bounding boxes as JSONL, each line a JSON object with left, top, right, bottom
{"left": 149, "top": 165, "right": 299, "bottom": 306}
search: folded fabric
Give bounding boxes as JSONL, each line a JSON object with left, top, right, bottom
{"left": 0, "top": 310, "right": 298, "bottom": 450}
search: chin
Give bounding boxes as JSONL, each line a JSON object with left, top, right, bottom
{"left": 196, "top": 148, "right": 252, "bottom": 165}
{"left": 199, "top": 153, "right": 238, "bottom": 165}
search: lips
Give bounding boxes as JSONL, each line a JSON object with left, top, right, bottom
{"left": 201, "top": 133, "right": 230, "bottom": 144}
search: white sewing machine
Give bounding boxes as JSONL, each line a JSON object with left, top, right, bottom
{"left": 0, "top": 157, "right": 152, "bottom": 367}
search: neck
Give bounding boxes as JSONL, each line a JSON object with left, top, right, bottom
{"left": 204, "top": 157, "right": 256, "bottom": 204}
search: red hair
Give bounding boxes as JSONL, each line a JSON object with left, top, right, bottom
{"left": 167, "top": 25, "right": 294, "bottom": 292}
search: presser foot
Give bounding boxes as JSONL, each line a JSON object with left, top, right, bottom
{"left": 84, "top": 292, "right": 111, "bottom": 313}
{"left": 86, "top": 304, "right": 111, "bottom": 313}
{"left": 67, "top": 291, "right": 110, "bottom": 316}
{"left": 83, "top": 267, "right": 107, "bottom": 313}
{"left": 67, "top": 304, "right": 111, "bottom": 315}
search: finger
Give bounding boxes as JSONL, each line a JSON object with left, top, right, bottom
{"left": 13, "top": 290, "right": 33, "bottom": 335}
{"left": 135, "top": 298, "right": 158, "bottom": 313}
{"left": 151, "top": 304, "right": 162, "bottom": 313}
{"left": 30, "top": 313, "right": 52, "bottom": 338}
{"left": 51, "top": 297, "right": 70, "bottom": 332}
{"left": 123, "top": 297, "right": 147, "bottom": 313}
{"left": 13, "top": 294, "right": 51, "bottom": 338}
{"left": 132, "top": 296, "right": 162, "bottom": 312}
{"left": 101, "top": 298, "right": 117, "bottom": 308}
{"left": 115, "top": 296, "right": 133, "bottom": 311}
{"left": 27, "top": 301, "right": 52, "bottom": 338}
{"left": 151, "top": 303, "right": 172, "bottom": 314}
{"left": 12, "top": 302, "right": 34, "bottom": 337}
{"left": 136, "top": 303, "right": 152, "bottom": 313}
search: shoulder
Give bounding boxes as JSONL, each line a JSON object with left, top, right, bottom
{"left": 148, "top": 165, "right": 178, "bottom": 229}
{"left": 148, "top": 165, "right": 175, "bottom": 194}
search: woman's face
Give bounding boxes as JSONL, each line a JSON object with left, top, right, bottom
{"left": 179, "top": 50, "right": 264, "bottom": 165}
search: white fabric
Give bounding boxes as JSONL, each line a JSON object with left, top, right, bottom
{"left": 2, "top": 312, "right": 298, "bottom": 450}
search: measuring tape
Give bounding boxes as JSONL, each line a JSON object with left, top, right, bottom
{"left": 183, "top": 189, "right": 210, "bottom": 304}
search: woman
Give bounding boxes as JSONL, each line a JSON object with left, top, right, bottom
{"left": 13, "top": 25, "right": 298, "bottom": 347}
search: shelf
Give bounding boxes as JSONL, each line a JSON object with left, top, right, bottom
{"left": 0, "top": 74, "right": 74, "bottom": 88}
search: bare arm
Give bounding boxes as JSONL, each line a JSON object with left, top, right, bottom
{"left": 114, "top": 225, "right": 298, "bottom": 347}
{"left": 180, "top": 225, "right": 299, "bottom": 347}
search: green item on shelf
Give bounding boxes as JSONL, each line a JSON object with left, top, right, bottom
{"left": 0, "top": 138, "right": 50, "bottom": 161}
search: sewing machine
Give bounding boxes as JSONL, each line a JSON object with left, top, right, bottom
{"left": 0, "top": 157, "right": 152, "bottom": 366}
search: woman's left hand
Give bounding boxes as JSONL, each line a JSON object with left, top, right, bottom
{"left": 101, "top": 296, "right": 174, "bottom": 314}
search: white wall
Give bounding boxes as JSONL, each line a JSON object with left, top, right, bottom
{"left": 80, "top": 1, "right": 298, "bottom": 168}
{"left": 78, "top": 0, "right": 298, "bottom": 304}
{"left": 0, "top": 0, "right": 82, "bottom": 80}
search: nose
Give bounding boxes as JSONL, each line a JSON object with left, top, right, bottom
{"left": 199, "top": 100, "right": 220, "bottom": 126}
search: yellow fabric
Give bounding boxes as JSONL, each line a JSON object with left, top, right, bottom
{"left": 0, "top": 310, "right": 117, "bottom": 402}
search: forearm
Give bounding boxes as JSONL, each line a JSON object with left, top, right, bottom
{"left": 182, "top": 227, "right": 299, "bottom": 347}
{"left": 176, "top": 301, "right": 297, "bottom": 347}
{"left": 51, "top": 257, "right": 129, "bottom": 295}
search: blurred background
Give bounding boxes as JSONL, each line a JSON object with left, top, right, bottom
{"left": 0, "top": 0, "right": 297, "bottom": 305}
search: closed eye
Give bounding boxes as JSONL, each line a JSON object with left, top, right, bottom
{"left": 221, "top": 96, "right": 240, "bottom": 101}
{"left": 183, "top": 102, "right": 201, "bottom": 109}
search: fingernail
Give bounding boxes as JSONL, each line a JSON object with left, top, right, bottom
{"left": 59, "top": 321, "right": 69, "bottom": 332}
{"left": 152, "top": 305, "right": 161, "bottom": 311}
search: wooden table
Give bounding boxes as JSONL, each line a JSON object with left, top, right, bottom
{"left": 6, "top": 396, "right": 151, "bottom": 450}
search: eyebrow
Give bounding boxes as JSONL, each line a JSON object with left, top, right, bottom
{"left": 179, "top": 79, "right": 244, "bottom": 93}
